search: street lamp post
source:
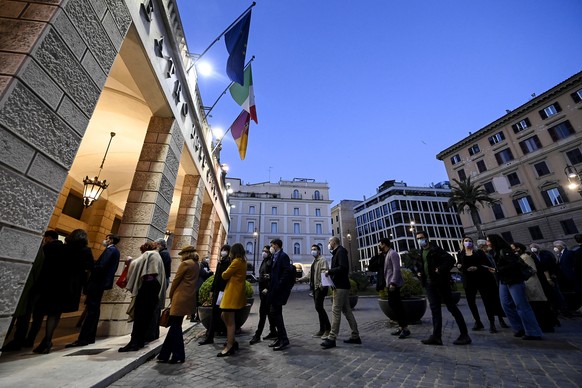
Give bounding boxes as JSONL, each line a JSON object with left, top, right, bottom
{"left": 252, "top": 229, "right": 258, "bottom": 276}
{"left": 346, "top": 231, "right": 353, "bottom": 272}
{"left": 409, "top": 221, "right": 417, "bottom": 250}
{"left": 565, "top": 165, "right": 582, "bottom": 192}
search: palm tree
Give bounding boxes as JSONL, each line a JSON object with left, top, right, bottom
{"left": 447, "top": 177, "right": 497, "bottom": 238}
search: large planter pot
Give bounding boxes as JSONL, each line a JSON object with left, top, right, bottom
{"left": 198, "top": 303, "right": 253, "bottom": 331}
{"left": 247, "top": 297, "right": 255, "bottom": 308}
{"left": 378, "top": 297, "right": 427, "bottom": 324}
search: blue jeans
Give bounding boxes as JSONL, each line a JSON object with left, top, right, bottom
{"left": 499, "top": 282, "right": 542, "bottom": 337}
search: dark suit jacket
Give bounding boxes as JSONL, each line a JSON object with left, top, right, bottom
{"left": 418, "top": 243, "right": 455, "bottom": 288}
{"left": 86, "top": 245, "right": 120, "bottom": 292}
{"left": 328, "top": 245, "right": 350, "bottom": 289}
{"left": 269, "top": 249, "right": 291, "bottom": 305}
{"left": 368, "top": 253, "right": 386, "bottom": 291}
{"left": 558, "top": 248, "right": 577, "bottom": 292}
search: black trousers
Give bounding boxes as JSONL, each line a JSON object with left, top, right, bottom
{"left": 387, "top": 286, "right": 408, "bottom": 328}
{"left": 159, "top": 315, "right": 185, "bottom": 361}
{"left": 255, "top": 292, "right": 276, "bottom": 337}
{"left": 313, "top": 287, "right": 331, "bottom": 332}
{"left": 269, "top": 303, "right": 288, "bottom": 342}
{"left": 78, "top": 289, "right": 105, "bottom": 343}
{"left": 426, "top": 282, "right": 468, "bottom": 338}
{"left": 130, "top": 280, "right": 161, "bottom": 347}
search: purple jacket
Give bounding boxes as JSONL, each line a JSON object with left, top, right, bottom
{"left": 384, "top": 249, "right": 404, "bottom": 288}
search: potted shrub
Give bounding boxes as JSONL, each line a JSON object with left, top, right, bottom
{"left": 326, "top": 278, "right": 359, "bottom": 309}
{"left": 197, "top": 275, "right": 254, "bottom": 330}
{"left": 377, "top": 268, "right": 427, "bottom": 324}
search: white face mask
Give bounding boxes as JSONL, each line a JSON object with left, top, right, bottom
{"left": 327, "top": 244, "right": 333, "bottom": 252}
{"left": 418, "top": 239, "right": 428, "bottom": 248}
{"left": 531, "top": 248, "right": 538, "bottom": 253}
{"left": 262, "top": 252, "right": 268, "bottom": 259}
{"left": 102, "top": 240, "right": 108, "bottom": 247}
{"left": 269, "top": 247, "right": 276, "bottom": 254}
{"left": 220, "top": 251, "right": 228, "bottom": 258}
{"left": 311, "top": 250, "right": 318, "bottom": 257}
{"left": 554, "top": 247, "right": 560, "bottom": 253}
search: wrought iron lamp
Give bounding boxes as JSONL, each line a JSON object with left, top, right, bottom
{"left": 564, "top": 165, "right": 581, "bottom": 190}
{"left": 83, "top": 132, "right": 116, "bottom": 207}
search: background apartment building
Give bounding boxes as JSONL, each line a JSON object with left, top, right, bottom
{"left": 437, "top": 71, "right": 582, "bottom": 246}
{"left": 331, "top": 200, "right": 361, "bottom": 273}
{"left": 354, "top": 180, "right": 464, "bottom": 270}
{"left": 226, "top": 178, "right": 332, "bottom": 270}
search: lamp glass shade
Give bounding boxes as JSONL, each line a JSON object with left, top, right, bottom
{"left": 83, "top": 176, "right": 108, "bottom": 207}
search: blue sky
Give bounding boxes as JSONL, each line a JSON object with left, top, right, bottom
{"left": 176, "top": 0, "right": 582, "bottom": 204}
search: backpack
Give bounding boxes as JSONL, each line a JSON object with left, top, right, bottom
{"left": 286, "top": 260, "right": 296, "bottom": 289}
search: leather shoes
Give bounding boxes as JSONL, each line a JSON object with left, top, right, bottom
{"left": 343, "top": 337, "right": 362, "bottom": 344}
{"left": 513, "top": 330, "right": 525, "bottom": 337}
{"left": 118, "top": 344, "right": 141, "bottom": 352}
{"left": 198, "top": 338, "right": 214, "bottom": 345}
{"left": 398, "top": 329, "right": 411, "bottom": 339}
{"left": 169, "top": 358, "right": 185, "bottom": 364}
{"left": 65, "top": 340, "right": 89, "bottom": 348}
{"left": 263, "top": 333, "right": 278, "bottom": 340}
{"left": 249, "top": 336, "right": 261, "bottom": 345}
{"left": 320, "top": 339, "right": 336, "bottom": 349}
{"left": 268, "top": 340, "right": 281, "bottom": 348}
{"left": 273, "top": 340, "right": 289, "bottom": 351}
{"left": 421, "top": 336, "right": 443, "bottom": 346}
{"left": 453, "top": 334, "right": 472, "bottom": 345}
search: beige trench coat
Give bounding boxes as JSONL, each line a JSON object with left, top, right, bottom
{"left": 169, "top": 259, "right": 200, "bottom": 316}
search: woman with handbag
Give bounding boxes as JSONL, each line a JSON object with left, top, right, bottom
{"left": 157, "top": 245, "right": 199, "bottom": 363}
{"left": 486, "top": 234, "right": 542, "bottom": 340}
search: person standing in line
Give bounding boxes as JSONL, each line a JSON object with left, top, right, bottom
{"left": 157, "top": 245, "right": 199, "bottom": 364}
{"left": 476, "top": 239, "right": 509, "bottom": 329}
{"left": 321, "top": 236, "right": 361, "bottom": 349}
{"left": 554, "top": 240, "right": 577, "bottom": 296}
{"left": 379, "top": 237, "right": 410, "bottom": 339}
{"left": 67, "top": 234, "right": 120, "bottom": 348}
{"left": 416, "top": 230, "right": 471, "bottom": 346}
{"left": 250, "top": 245, "right": 278, "bottom": 345}
{"left": 298, "top": 244, "right": 331, "bottom": 338}
{"left": 198, "top": 244, "right": 231, "bottom": 345}
{"left": 217, "top": 243, "right": 247, "bottom": 357}
{"left": 267, "top": 239, "right": 292, "bottom": 351}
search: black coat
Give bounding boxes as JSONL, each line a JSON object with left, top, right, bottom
{"left": 268, "top": 250, "right": 292, "bottom": 305}
{"left": 328, "top": 245, "right": 350, "bottom": 289}
{"left": 86, "top": 245, "right": 120, "bottom": 292}
{"left": 418, "top": 243, "right": 455, "bottom": 288}
{"left": 257, "top": 254, "right": 274, "bottom": 291}
{"left": 368, "top": 253, "right": 386, "bottom": 291}
{"left": 494, "top": 249, "right": 523, "bottom": 285}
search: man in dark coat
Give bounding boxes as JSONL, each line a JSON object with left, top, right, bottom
{"left": 416, "top": 230, "right": 471, "bottom": 346}
{"left": 250, "top": 245, "right": 277, "bottom": 344}
{"left": 321, "top": 236, "right": 361, "bottom": 349}
{"left": 67, "top": 234, "right": 120, "bottom": 347}
{"left": 267, "top": 238, "right": 292, "bottom": 351}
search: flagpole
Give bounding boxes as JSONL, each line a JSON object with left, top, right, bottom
{"left": 204, "top": 56, "right": 255, "bottom": 119}
{"left": 189, "top": 2, "right": 256, "bottom": 65}
{"left": 211, "top": 125, "right": 234, "bottom": 155}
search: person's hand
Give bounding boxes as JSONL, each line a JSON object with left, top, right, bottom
{"left": 457, "top": 264, "right": 462, "bottom": 269}
{"left": 488, "top": 267, "right": 496, "bottom": 273}
{"left": 209, "top": 292, "right": 213, "bottom": 299}
{"left": 417, "top": 272, "right": 422, "bottom": 278}
{"left": 388, "top": 284, "right": 395, "bottom": 291}
{"left": 261, "top": 288, "right": 268, "bottom": 295}
{"left": 468, "top": 266, "right": 477, "bottom": 272}
{"left": 435, "top": 268, "right": 439, "bottom": 273}
{"left": 324, "top": 271, "right": 329, "bottom": 277}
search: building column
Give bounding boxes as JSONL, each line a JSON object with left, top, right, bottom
{"left": 197, "top": 203, "right": 216, "bottom": 261}
{"left": 209, "top": 223, "right": 226, "bottom": 271}
{"left": 170, "top": 173, "right": 204, "bottom": 262}
{"left": 99, "top": 116, "right": 184, "bottom": 336}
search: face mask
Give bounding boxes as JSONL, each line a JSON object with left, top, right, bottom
{"left": 327, "top": 244, "right": 333, "bottom": 251}
{"left": 418, "top": 239, "right": 427, "bottom": 248}
{"left": 554, "top": 247, "right": 560, "bottom": 253}
{"left": 262, "top": 252, "right": 268, "bottom": 259}
{"left": 531, "top": 248, "right": 538, "bottom": 253}
{"left": 220, "top": 251, "right": 228, "bottom": 258}
{"left": 463, "top": 241, "right": 473, "bottom": 249}
{"left": 311, "top": 250, "right": 318, "bottom": 257}
{"left": 269, "top": 247, "right": 275, "bottom": 254}
{"left": 102, "top": 240, "right": 108, "bottom": 247}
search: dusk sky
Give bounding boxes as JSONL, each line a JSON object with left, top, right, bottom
{"left": 176, "top": 0, "right": 582, "bottom": 205}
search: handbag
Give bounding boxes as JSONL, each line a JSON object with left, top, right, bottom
{"left": 159, "top": 306, "right": 171, "bottom": 327}
{"left": 116, "top": 261, "right": 130, "bottom": 288}
{"left": 519, "top": 258, "right": 536, "bottom": 281}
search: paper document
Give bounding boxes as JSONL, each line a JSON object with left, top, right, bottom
{"left": 216, "top": 291, "right": 224, "bottom": 305}
{"left": 321, "top": 273, "right": 335, "bottom": 287}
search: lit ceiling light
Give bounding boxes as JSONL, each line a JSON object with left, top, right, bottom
{"left": 83, "top": 132, "right": 115, "bottom": 207}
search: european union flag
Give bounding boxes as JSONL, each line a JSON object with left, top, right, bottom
{"left": 225, "top": 11, "right": 252, "bottom": 85}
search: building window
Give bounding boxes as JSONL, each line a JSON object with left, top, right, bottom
{"left": 539, "top": 102, "right": 562, "bottom": 119}
{"left": 566, "top": 148, "right": 582, "bottom": 165}
{"left": 512, "top": 118, "right": 531, "bottom": 133}
{"left": 548, "top": 120, "right": 575, "bottom": 142}
{"left": 62, "top": 192, "right": 84, "bottom": 220}
{"left": 457, "top": 169, "right": 466, "bottom": 181}
{"left": 246, "top": 242, "right": 253, "bottom": 254}
{"left": 519, "top": 135, "right": 542, "bottom": 155}
{"left": 247, "top": 221, "right": 255, "bottom": 233}
{"left": 315, "top": 208, "right": 321, "bottom": 216}
{"left": 571, "top": 88, "right": 582, "bottom": 103}
{"left": 488, "top": 132, "right": 506, "bottom": 145}
{"left": 294, "top": 223, "right": 300, "bottom": 234}
{"left": 492, "top": 203, "right": 505, "bottom": 220}
{"left": 451, "top": 154, "right": 461, "bottom": 165}
{"left": 292, "top": 189, "right": 300, "bottom": 199}
{"left": 271, "top": 222, "right": 278, "bottom": 234}
{"left": 294, "top": 243, "right": 301, "bottom": 255}
{"left": 501, "top": 231, "right": 514, "bottom": 243}
{"left": 316, "top": 223, "right": 322, "bottom": 235}
{"left": 506, "top": 172, "right": 520, "bottom": 186}
{"left": 495, "top": 148, "right": 514, "bottom": 165}
{"left": 528, "top": 226, "right": 544, "bottom": 240}
{"left": 314, "top": 190, "right": 321, "bottom": 200}
{"left": 249, "top": 206, "right": 255, "bottom": 215}
{"left": 271, "top": 207, "right": 277, "bottom": 215}
{"left": 533, "top": 161, "right": 550, "bottom": 177}
{"left": 293, "top": 207, "right": 299, "bottom": 216}
{"left": 542, "top": 187, "right": 567, "bottom": 207}
{"left": 476, "top": 160, "right": 487, "bottom": 173}
{"left": 560, "top": 219, "right": 579, "bottom": 235}
{"left": 513, "top": 196, "right": 535, "bottom": 214}
{"left": 468, "top": 144, "right": 480, "bottom": 156}
{"left": 483, "top": 181, "right": 495, "bottom": 194}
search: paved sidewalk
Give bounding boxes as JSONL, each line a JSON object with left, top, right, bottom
{"left": 1, "top": 289, "right": 581, "bottom": 387}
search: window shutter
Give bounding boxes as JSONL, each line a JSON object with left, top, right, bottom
{"left": 525, "top": 117, "right": 531, "bottom": 127}
{"left": 541, "top": 191, "right": 553, "bottom": 207}
{"left": 512, "top": 199, "right": 522, "bottom": 214}
{"left": 572, "top": 92, "right": 582, "bottom": 103}
{"left": 539, "top": 109, "right": 548, "bottom": 119}
{"left": 527, "top": 196, "right": 536, "bottom": 211}
{"left": 512, "top": 124, "right": 519, "bottom": 133}
{"left": 555, "top": 102, "right": 562, "bottom": 113}
{"left": 557, "top": 187, "right": 569, "bottom": 203}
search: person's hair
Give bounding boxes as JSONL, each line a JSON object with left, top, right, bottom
{"left": 379, "top": 237, "right": 391, "bottom": 247}
{"left": 140, "top": 241, "right": 157, "bottom": 253}
{"left": 107, "top": 234, "right": 120, "bottom": 245}
{"left": 329, "top": 236, "right": 340, "bottom": 245}
{"left": 65, "top": 229, "right": 88, "bottom": 246}
{"left": 221, "top": 244, "right": 231, "bottom": 253}
{"left": 311, "top": 244, "right": 321, "bottom": 252}
{"left": 512, "top": 242, "right": 527, "bottom": 252}
{"left": 460, "top": 235, "right": 474, "bottom": 251}
{"left": 44, "top": 230, "right": 59, "bottom": 240}
{"left": 416, "top": 230, "right": 429, "bottom": 239}
{"left": 154, "top": 238, "right": 167, "bottom": 249}
{"left": 486, "top": 234, "right": 511, "bottom": 252}
{"left": 575, "top": 234, "right": 582, "bottom": 244}
{"left": 263, "top": 245, "right": 271, "bottom": 252}
{"left": 182, "top": 250, "right": 199, "bottom": 262}
{"left": 270, "top": 238, "right": 283, "bottom": 249}
{"left": 230, "top": 243, "right": 247, "bottom": 261}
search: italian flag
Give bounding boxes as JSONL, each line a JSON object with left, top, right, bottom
{"left": 229, "top": 64, "right": 258, "bottom": 124}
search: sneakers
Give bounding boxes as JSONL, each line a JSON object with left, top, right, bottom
{"left": 320, "top": 339, "right": 336, "bottom": 349}
{"left": 391, "top": 329, "right": 402, "bottom": 336}
{"left": 320, "top": 331, "right": 330, "bottom": 340}
{"left": 453, "top": 334, "right": 472, "bottom": 345}
{"left": 312, "top": 330, "right": 325, "bottom": 338}
{"left": 343, "top": 337, "right": 362, "bottom": 344}
{"left": 398, "top": 329, "right": 411, "bottom": 339}
{"left": 421, "top": 336, "right": 443, "bottom": 346}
